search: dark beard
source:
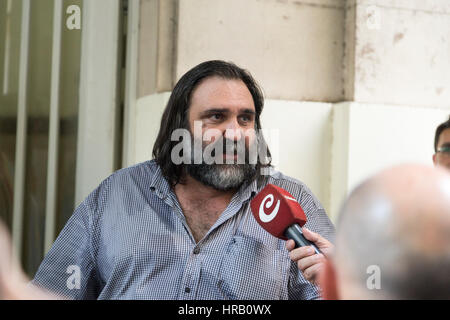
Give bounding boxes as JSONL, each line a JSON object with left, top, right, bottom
{"left": 185, "top": 136, "right": 257, "bottom": 191}
{"left": 186, "top": 162, "right": 257, "bottom": 191}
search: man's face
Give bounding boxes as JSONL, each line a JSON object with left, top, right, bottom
{"left": 185, "top": 76, "right": 258, "bottom": 190}
{"left": 433, "top": 128, "right": 450, "bottom": 170}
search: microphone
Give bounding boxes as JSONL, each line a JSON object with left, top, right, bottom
{"left": 250, "top": 184, "right": 322, "bottom": 254}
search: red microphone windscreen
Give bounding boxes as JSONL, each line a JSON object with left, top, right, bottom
{"left": 250, "top": 184, "right": 307, "bottom": 240}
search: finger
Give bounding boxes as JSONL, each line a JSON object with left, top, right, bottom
{"left": 289, "top": 245, "right": 316, "bottom": 262}
{"left": 303, "top": 262, "right": 324, "bottom": 284}
{"left": 302, "top": 227, "right": 333, "bottom": 257}
{"left": 302, "top": 227, "right": 320, "bottom": 242}
{"left": 297, "top": 253, "right": 325, "bottom": 272}
{"left": 285, "top": 239, "right": 295, "bottom": 251}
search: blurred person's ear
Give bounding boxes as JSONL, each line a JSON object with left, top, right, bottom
{"left": 317, "top": 259, "right": 339, "bottom": 300}
{"left": 433, "top": 153, "right": 437, "bottom": 166}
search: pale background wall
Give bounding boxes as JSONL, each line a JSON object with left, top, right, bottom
{"left": 130, "top": 0, "right": 450, "bottom": 222}
{"left": 347, "top": 0, "right": 450, "bottom": 107}
{"left": 330, "top": 103, "right": 450, "bottom": 220}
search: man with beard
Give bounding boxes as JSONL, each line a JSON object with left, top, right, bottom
{"left": 31, "top": 60, "right": 335, "bottom": 299}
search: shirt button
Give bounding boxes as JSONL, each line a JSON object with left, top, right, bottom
{"left": 193, "top": 247, "right": 200, "bottom": 254}
{"left": 185, "top": 287, "right": 191, "bottom": 293}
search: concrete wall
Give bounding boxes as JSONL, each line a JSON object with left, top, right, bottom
{"left": 260, "top": 100, "right": 333, "bottom": 214}
{"left": 176, "top": 0, "right": 346, "bottom": 102}
{"left": 330, "top": 102, "right": 450, "bottom": 220}
{"left": 137, "top": 0, "right": 176, "bottom": 97}
{"left": 346, "top": 0, "right": 450, "bottom": 108}
{"left": 138, "top": 0, "right": 450, "bottom": 107}
{"left": 134, "top": 92, "right": 170, "bottom": 164}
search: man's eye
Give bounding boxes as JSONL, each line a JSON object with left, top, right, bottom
{"left": 211, "top": 114, "right": 222, "bottom": 120}
{"left": 240, "top": 115, "right": 252, "bottom": 122}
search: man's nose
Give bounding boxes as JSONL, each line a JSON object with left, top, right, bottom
{"left": 223, "top": 119, "right": 243, "bottom": 141}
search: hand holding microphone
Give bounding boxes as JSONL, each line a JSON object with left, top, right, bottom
{"left": 250, "top": 184, "right": 334, "bottom": 284}
{"left": 286, "top": 228, "right": 333, "bottom": 284}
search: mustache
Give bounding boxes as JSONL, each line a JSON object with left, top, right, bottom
{"left": 188, "top": 135, "right": 259, "bottom": 165}
{"left": 204, "top": 138, "right": 248, "bottom": 157}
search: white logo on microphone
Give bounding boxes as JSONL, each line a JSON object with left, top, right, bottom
{"left": 259, "top": 194, "right": 280, "bottom": 223}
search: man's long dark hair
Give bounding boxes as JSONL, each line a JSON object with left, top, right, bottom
{"left": 152, "top": 60, "right": 272, "bottom": 187}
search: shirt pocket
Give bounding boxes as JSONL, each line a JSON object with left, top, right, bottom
{"left": 217, "top": 235, "right": 289, "bottom": 300}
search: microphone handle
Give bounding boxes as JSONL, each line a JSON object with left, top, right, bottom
{"left": 284, "top": 224, "right": 322, "bottom": 255}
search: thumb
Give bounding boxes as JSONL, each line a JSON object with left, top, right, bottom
{"left": 302, "top": 227, "right": 334, "bottom": 258}
{"left": 302, "top": 227, "right": 320, "bottom": 242}
{"left": 302, "top": 227, "right": 332, "bottom": 250}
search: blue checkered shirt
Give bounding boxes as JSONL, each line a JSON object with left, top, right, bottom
{"left": 32, "top": 160, "right": 335, "bottom": 300}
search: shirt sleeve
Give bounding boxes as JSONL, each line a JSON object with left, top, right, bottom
{"left": 31, "top": 179, "right": 108, "bottom": 300}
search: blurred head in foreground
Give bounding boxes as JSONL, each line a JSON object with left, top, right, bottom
{"left": 320, "top": 164, "right": 450, "bottom": 299}
{"left": 0, "top": 222, "right": 58, "bottom": 299}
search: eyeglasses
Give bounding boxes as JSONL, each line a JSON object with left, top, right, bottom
{"left": 436, "top": 146, "right": 450, "bottom": 156}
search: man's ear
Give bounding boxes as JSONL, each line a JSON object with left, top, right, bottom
{"left": 318, "top": 259, "right": 339, "bottom": 300}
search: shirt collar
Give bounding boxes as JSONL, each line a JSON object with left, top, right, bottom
{"left": 149, "top": 163, "right": 171, "bottom": 200}
{"left": 236, "top": 177, "right": 258, "bottom": 203}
